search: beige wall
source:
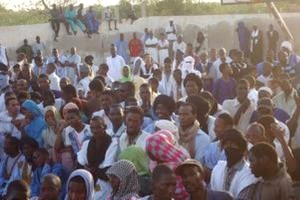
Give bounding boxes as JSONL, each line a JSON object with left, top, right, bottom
{"left": 1, "top": 13, "right": 300, "bottom": 65}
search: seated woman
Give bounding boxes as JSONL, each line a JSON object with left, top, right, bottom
{"left": 65, "top": 169, "right": 94, "bottom": 200}
{"left": 106, "top": 160, "right": 140, "bottom": 200}
{"left": 21, "top": 99, "right": 47, "bottom": 146}
{"left": 119, "top": 65, "right": 133, "bottom": 83}
{"left": 64, "top": 4, "right": 88, "bottom": 36}
{"left": 77, "top": 116, "right": 118, "bottom": 199}
{"left": 85, "top": 6, "right": 100, "bottom": 34}
{"left": 118, "top": 145, "right": 151, "bottom": 197}
{"left": 146, "top": 130, "right": 190, "bottom": 199}
{"left": 42, "top": 106, "right": 61, "bottom": 162}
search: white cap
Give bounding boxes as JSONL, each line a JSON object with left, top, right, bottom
{"left": 258, "top": 86, "right": 273, "bottom": 96}
{"left": 281, "top": 41, "right": 292, "bottom": 52}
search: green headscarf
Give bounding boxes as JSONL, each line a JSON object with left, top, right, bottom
{"left": 119, "top": 65, "right": 133, "bottom": 83}
{"left": 118, "top": 145, "right": 150, "bottom": 176}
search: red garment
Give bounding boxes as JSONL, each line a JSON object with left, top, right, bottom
{"left": 129, "top": 38, "right": 143, "bottom": 57}
{"left": 146, "top": 130, "right": 189, "bottom": 199}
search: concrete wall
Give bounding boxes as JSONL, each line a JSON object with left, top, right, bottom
{"left": 1, "top": 13, "right": 300, "bottom": 64}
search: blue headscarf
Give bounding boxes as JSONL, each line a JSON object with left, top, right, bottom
{"left": 22, "top": 100, "right": 47, "bottom": 146}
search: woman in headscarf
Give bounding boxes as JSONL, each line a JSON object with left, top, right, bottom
{"left": 65, "top": 169, "right": 94, "bottom": 200}
{"left": 118, "top": 146, "right": 151, "bottom": 197}
{"left": 42, "top": 106, "right": 61, "bottom": 162}
{"left": 106, "top": 160, "right": 140, "bottom": 200}
{"left": 146, "top": 130, "right": 189, "bottom": 199}
{"left": 21, "top": 99, "right": 47, "bottom": 146}
{"left": 119, "top": 65, "right": 133, "bottom": 83}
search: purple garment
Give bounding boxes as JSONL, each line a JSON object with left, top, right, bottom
{"left": 236, "top": 21, "right": 250, "bottom": 57}
{"left": 85, "top": 11, "right": 100, "bottom": 33}
{"left": 213, "top": 78, "right": 236, "bottom": 104}
{"left": 250, "top": 108, "right": 290, "bottom": 123}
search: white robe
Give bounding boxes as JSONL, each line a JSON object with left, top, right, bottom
{"left": 65, "top": 54, "right": 81, "bottom": 84}
{"left": 211, "top": 160, "right": 258, "bottom": 198}
{"left": 158, "top": 40, "right": 169, "bottom": 66}
{"left": 160, "top": 72, "right": 174, "bottom": 96}
{"left": 145, "top": 37, "right": 159, "bottom": 63}
{"left": 77, "top": 139, "right": 118, "bottom": 199}
{"left": 106, "top": 55, "right": 126, "bottom": 81}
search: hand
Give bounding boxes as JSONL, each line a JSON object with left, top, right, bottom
{"left": 57, "top": 120, "right": 68, "bottom": 134}
{"left": 294, "top": 95, "right": 300, "bottom": 110}
{"left": 240, "top": 98, "right": 250, "bottom": 113}
{"left": 11, "top": 119, "right": 23, "bottom": 129}
{"left": 270, "top": 123, "right": 286, "bottom": 144}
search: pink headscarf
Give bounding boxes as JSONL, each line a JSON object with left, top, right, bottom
{"left": 146, "top": 130, "right": 189, "bottom": 199}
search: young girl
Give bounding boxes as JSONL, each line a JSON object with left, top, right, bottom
{"left": 65, "top": 169, "right": 94, "bottom": 200}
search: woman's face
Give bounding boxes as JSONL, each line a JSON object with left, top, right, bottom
{"left": 45, "top": 110, "right": 56, "bottom": 127}
{"left": 109, "top": 174, "right": 120, "bottom": 193}
{"left": 22, "top": 108, "right": 34, "bottom": 120}
{"left": 123, "top": 67, "right": 130, "bottom": 77}
{"left": 68, "top": 180, "right": 86, "bottom": 200}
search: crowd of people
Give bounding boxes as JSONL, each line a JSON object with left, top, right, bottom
{"left": 0, "top": 18, "right": 300, "bottom": 200}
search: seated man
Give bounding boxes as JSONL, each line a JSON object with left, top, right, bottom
{"left": 30, "top": 148, "right": 66, "bottom": 197}
{"left": 119, "top": 106, "right": 150, "bottom": 152}
{"left": 0, "top": 135, "right": 26, "bottom": 195}
{"left": 141, "top": 164, "right": 177, "bottom": 200}
{"left": 77, "top": 116, "right": 118, "bottom": 199}
{"left": 204, "top": 113, "right": 233, "bottom": 170}
{"left": 249, "top": 143, "right": 293, "bottom": 200}
{"left": 5, "top": 180, "right": 30, "bottom": 200}
{"left": 175, "top": 159, "right": 233, "bottom": 200}
{"left": 38, "top": 174, "right": 62, "bottom": 200}
{"left": 211, "top": 129, "right": 258, "bottom": 198}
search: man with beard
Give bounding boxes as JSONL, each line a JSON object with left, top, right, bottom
{"left": 210, "top": 129, "right": 258, "bottom": 199}
{"left": 176, "top": 159, "right": 233, "bottom": 200}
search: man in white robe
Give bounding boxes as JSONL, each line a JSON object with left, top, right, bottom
{"left": 145, "top": 31, "right": 159, "bottom": 64}
{"left": 65, "top": 47, "right": 81, "bottom": 84}
{"left": 106, "top": 44, "right": 126, "bottom": 81}
{"left": 157, "top": 33, "right": 169, "bottom": 66}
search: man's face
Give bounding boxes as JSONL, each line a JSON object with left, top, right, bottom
{"left": 4, "top": 138, "right": 15, "bottom": 156}
{"left": 32, "top": 151, "right": 46, "bottom": 168}
{"left": 155, "top": 104, "right": 171, "bottom": 120}
{"left": 237, "top": 83, "right": 249, "bottom": 101}
{"left": 90, "top": 119, "right": 106, "bottom": 138}
{"left": 60, "top": 78, "right": 70, "bottom": 89}
{"left": 21, "top": 144, "right": 35, "bottom": 162}
{"left": 125, "top": 113, "right": 142, "bottom": 136}
{"left": 120, "top": 34, "right": 124, "bottom": 41}
{"left": 109, "top": 107, "right": 123, "bottom": 126}
{"left": 179, "top": 105, "right": 196, "bottom": 127}
{"left": 110, "top": 47, "right": 116, "bottom": 57}
{"left": 7, "top": 99, "right": 20, "bottom": 116}
{"left": 200, "top": 53, "right": 208, "bottom": 63}
{"left": 214, "top": 118, "right": 227, "bottom": 139}
{"left": 181, "top": 165, "right": 203, "bottom": 193}
{"left": 70, "top": 47, "right": 75, "bottom": 55}
{"left": 39, "top": 180, "right": 60, "bottom": 200}
{"left": 218, "top": 49, "right": 226, "bottom": 59}
{"left": 153, "top": 173, "right": 177, "bottom": 200}
{"left": 52, "top": 49, "right": 58, "bottom": 57}
{"left": 245, "top": 129, "right": 266, "bottom": 145}
{"left": 65, "top": 112, "right": 80, "bottom": 127}
{"left": 38, "top": 78, "right": 50, "bottom": 91}
{"left": 17, "top": 79, "right": 28, "bottom": 92}
{"left": 21, "top": 67, "right": 31, "bottom": 81}
{"left": 36, "top": 36, "right": 40, "bottom": 43}
{"left": 185, "top": 80, "right": 199, "bottom": 97}
{"left": 139, "top": 87, "right": 151, "bottom": 103}
{"left": 164, "top": 62, "right": 172, "bottom": 73}
{"left": 119, "top": 84, "right": 130, "bottom": 101}
{"left": 35, "top": 58, "right": 43, "bottom": 67}
{"left": 100, "top": 95, "right": 112, "bottom": 110}
{"left": 281, "top": 79, "right": 292, "bottom": 93}
{"left": 173, "top": 71, "right": 182, "bottom": 82}
{"left": 249, "top": 152, "right": 264, "bottom": 178}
